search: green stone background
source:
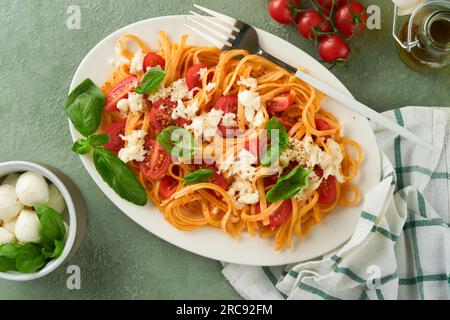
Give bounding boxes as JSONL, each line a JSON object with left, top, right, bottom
{"left": 0, "top": 0, "right": 448, "bottom": 299}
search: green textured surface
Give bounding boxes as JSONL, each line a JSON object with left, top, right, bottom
{"left": 0, "top": 0, "right": 448, "bottom": 300}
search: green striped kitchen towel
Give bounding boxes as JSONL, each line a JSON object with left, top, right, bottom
{"left": 222, "top": 107, "right": 450, "bottom": 300}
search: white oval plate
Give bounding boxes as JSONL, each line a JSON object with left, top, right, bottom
{"left": 69, "top": 16, "right": 381, "bottom": 266}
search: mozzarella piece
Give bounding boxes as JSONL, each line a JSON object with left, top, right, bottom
{"left": 149, "top": 79, "right": 193, "bottom": 103}
{"left": 2, "top": 173, "right": 19, "bottom": 187}
{"left": 0, "top": 227, "right": 15, "bottom": 245}
{"left": 185, "top": 108, "right": 224, "bottom": 142}
{"left": 2, "top": 218, "right": 16, "bottom": 234}
{"left": 15, "top": 209, "right": 41, "bottom": 244}
{"left": 0, "top": 185, "right": 23, "bottom": 222}
{"left": 116, "top": 98, "right": 130, "bottom": 116}
{"left": 171, "top": 99, "right": 199, "bottom": 121}
{"left": 205, "top": 82, "right": 216, "bottom": 92}
{"left": 237, "top": 77, "right": 258, "bottom": 90}
{"left": 45, "top": 184, "right": 66, "bottom": 213}
{"left": 118, "top": 130, "right": 148, "bottom": 163}
{"left": 198, "top": 68, "right": 208, "bottom": 81}
{"left": 221, "top": 113, "right": 238, "bottom": 127}
{"left": 130, "top": 50, "right": 144, "bottom": 75}
{"left": 238, "top": 90, "right": 265, "bottom": 128}
{"left": 227, "top": 177, "right": 259, "bottom": 206}
{"left": 15, "top": 172, "right": 50, "bottom": 207}
{"left": 127, "top": 93, "right": 145, "bottom": 114}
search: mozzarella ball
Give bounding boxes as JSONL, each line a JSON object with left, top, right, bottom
{"left": 15, "top": 172, "right": 50, "bottom": 207}
{"left": 15, "top": 209, "right": 41, "bottom": 244}
{"left": 0, "top": 185, "right": 23, "bottom": 222}
{"left": 45, "top": 184, "right": 66, "bottom": 213}
{"left": 0, "top": 227, "right": 15, "bottom": 245}
{"left": 2, "top": 218, "right": 16, "bottom": 234}
{"left": 2, "top": 173, "right": 20, "bottom": 187}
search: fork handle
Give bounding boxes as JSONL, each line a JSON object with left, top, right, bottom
{"left": 258, "top": 49, "right": 297, "bottom": 74}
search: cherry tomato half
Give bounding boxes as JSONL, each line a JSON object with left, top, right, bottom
{"left": 257, "top": 200, "right": 293, "bottom": 229}
{"left": 186, "top": 63, "right": 208, "bottom": 90}
{"left": 214, "top": 96, "right": 239, "bottom": 137}
{"left": 139, "top": 139, "right": 172, "bottom": 180}
{"left": 159, "top": 175, "right": 179, "bottom": 199}
{"left": 101, "top": 119, "right": 126, "bottom": 153}
{"left": 315, "top": 119, "right": 331, "bottom": 131}
{"left": 143, "top": 52, "right": 166, "bottom": 71}
{"left": 104, "top": 76, "right": 139, "bottom": 112}
{"left": 150, "top": 99, "right": 187, "bottom": 132}
{"left": 297, "top": 10, "right": 331, "bottom": 40}
{"left": 267, "top": 93, "right": 294, "bottom": 113}
{"left": 268, "top": 0, "right": 300, "bottom": 25}
{"left": 335, "top": 1, "right": 368, "bottom": 38}
{"left": 318, "top": 35, "right": 351, "bottom": 62}
{"left": 317, "top": 175, "right": 337, "bottom": 204}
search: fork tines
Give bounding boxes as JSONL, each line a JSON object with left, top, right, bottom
{"left": 185, "top": 4, "right": 241, "bottom": 50}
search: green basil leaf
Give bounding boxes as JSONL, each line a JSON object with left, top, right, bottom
{"left": 135, "top": 67, "right": 166, "bottom": 94}
{"left": 35, "top": 205, "right": 66, "bottom": 248}
{"left": 16, "top": 243, "right": 47, "bottom": 273}
{"left": 0, "top": 243, "right": 21, "bottom": 259}
{"left": 261, "top": 117, "right": 289, "bottom": 167}
{"left": 42, "top": 240, "right": 65, "bottom": 259}
{"left": 183, "top": 169, "right": 215, "bottom": 185}
{"left": 93, "top": 147, "right": 148, "bottom": 206}
{"left": 64, "top": 78, "right": 105, "bottom": 137}
{"left": 88, "top": 133, "right": 110, "bottom": 147}
{"left": 0, "top": 257, "right": 17, "bottom": 272}
{"left": 157, "top": 126, "right": 197, "bottom": 158}
{"left": 266, "top": 166, "right": 311, "bottom": 203}
{"left": 72, "top": 138, "right": 91, "bottom": 155}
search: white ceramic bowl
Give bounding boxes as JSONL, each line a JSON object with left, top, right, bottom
{"left": 0, "top": 161, "right": 86, "bottom": 281}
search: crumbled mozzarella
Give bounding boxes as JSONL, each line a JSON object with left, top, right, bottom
{"left": 130, "top": 50, "right": 144, "bottom": 75}
{"left": 185, "top": 109, "right": 224, "bottom": 142}
{"left": 148, "top": 79, "right": 195, "bottom": 103}
{"left": 205, "top": 82, "right": 216, "bottom": 92}
{"left": 238, "top": 90, "right": 265, "bottom": 128}
{"left": 295, "top": 171, "right": 322, "bottom": 201}
{"left": 117, "top": 99, "right": 129, "bottom": 116}
{"left": 118, "top": 130, "right": 147, "bottom": 163}
{"left": 172, "top": 99, "right": 199, "bottom": 120}
{"left": 237, "top": 77, "right": 258, "bottom": 90}
{"left": 198, "top": 68, "right": 208, "bottom": 80}
{"left": 283, "top": 136, "right": 345, "bottom": 183}
{"left": 127, "top": 93, "right": 145, "bottom": 114}
{"left": 227, "top": 177, "right": 259, "bottom": 206}
{"left": 221, "top": 113, "right": 237, "bottom": 127}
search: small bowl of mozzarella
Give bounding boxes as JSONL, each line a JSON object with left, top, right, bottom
{"left": 0, "top": 161, "right": 85, "bottom": 281}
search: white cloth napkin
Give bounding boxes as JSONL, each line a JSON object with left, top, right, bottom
{"left": 222, "top": 107, "right": 450, "bottom": 300}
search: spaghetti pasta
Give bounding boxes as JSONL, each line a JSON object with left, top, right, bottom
{"left": 100, "top": 31, "right": 363, "bottom": 251}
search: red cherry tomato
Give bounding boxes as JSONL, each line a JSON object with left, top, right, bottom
{"left": 203, "top": 165, "right": 228, "bottom": 190}
{"left": 317, "top": 175, "right": 337, "bottom": 204}
{"left": 101, "top": 120, "right": 126, "bottom": 153}
{"left": 276, "top": 116, "right": 295, "bottom": 131}
{"left": 186, "top": 63, "right": 208, "bottom": 90}
{"left": 335, "top": 1, "right": 368, "bottom": 38}
{"left": 150, "top": 99, "right": 187, "bottom": 132}
{"left": 257, "top": 200, "right": 293, "bottom": 229}
{"left": 268, "top": 0, "right": 300, "bottom": 25}
{"left": 314, "top": 165, "right": 324, "bottom": 178}
{"left": 139, "top": 139, "right": 172, "bottom": 180}
{"left": 315, "top": 119, "right": 331, "bottom": 131}
{"left": 297, "top": 10, "right": 332, "bottom": 40}
{"left": 104, "top": 76, "right": 139, "bottom": 112}
{"left": 317, "top": 0, "right": 344, "bottom": 9}
{"left": 143, "top": 52, "right": 166, "bottom": 71}
{"left": 159, "top": 175, "right": 179, "bottom": 199}
{"left": 214, "top": 96, "right": 239, "bottom": 136}
{"left": 318, "top": 35, "right": 351, "bottom": 62}
{"left": 267, "top": 93, "right": 294, "bottom": 113}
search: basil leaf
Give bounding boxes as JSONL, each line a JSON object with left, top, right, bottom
{"left": 16, "top": 243, "right": 47, "bottom": 273}
{"left": 135, "top": 67, "right": 166, "bottom": 94}
{"left": 42, "top": 240, "right": 65, "bottom": 259}
{"left": 183, "top": 169, "right": 215, "bottom": 185}
{"left": 266, "top": 166, "right": 311, "bottom": 203}
{"left": 72, "top": 138, "right": 91, "bottom": 155}
{"left": 35, "top": 205, "right": 66, "bottom": 247}
{"left": 88, "top": 133, "right": 109, "bottom": 147}
{"left": 64, "top": 79, "right": 105, "bottom": 137}
{"left": 0, "top": 243, "right": 21, "bottom": 272}
{"left": 261, "top": 117, "right": 289, "bottom": 167}
{"left": 93, "top": 147, "right": 148, "bottom": 206}
{"left": 157, "top": 126, "right": 197, "bottom": 158}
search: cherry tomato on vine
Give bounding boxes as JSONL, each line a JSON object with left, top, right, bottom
{"left": 317, "top": 0, "right": 344, "bottom": 10}
{"left": 318, "top": 35, "right": 351, "bottom": 62}
{"left": 335, "top": 1, "right": 368, "bottom": 38}
{"left": 268, "top": 0, "right": 300, "bottom": 25}
{"left": 297, "top": 9, "right": 332, "bottom": 40}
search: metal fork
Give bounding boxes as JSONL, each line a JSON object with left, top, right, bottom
{"left": 184, "top": 4, "right": 439, "bottom": 152}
